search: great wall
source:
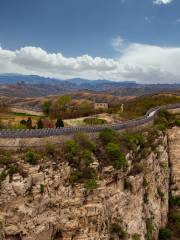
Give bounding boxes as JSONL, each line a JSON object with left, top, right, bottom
{"left": 0, "top": 103, "right": 180, "bottom": 148}
{"left": 1, "top": 103, "right": 180, "bottom": 138}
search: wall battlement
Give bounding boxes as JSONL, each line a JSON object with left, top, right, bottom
{"left": 0, "top": 103, "right": 180, "bottom": 148}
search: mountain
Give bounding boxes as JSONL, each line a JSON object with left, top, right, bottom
{"left": 0, "top": 74, "right": 180, "bottom": 98}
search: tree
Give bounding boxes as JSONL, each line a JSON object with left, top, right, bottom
{"left": 26, "top": 117, "right": 32, "bottom": 129}
{"left": 55, "top": 117, "right": 64, "bottom": 128}
{"left": 42, "top": 100, "right": 52, "bottom": 115}
{"left": 52, "top": 95, "right": 71, "bottom": 118}
{"left": 37, "top": 118, "right": 43, "bottom": 129}
{"left": 106, "top": 142, "right": 127, "bottom": 169}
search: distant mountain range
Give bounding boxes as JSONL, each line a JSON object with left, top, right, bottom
{"left": 0, "top": 74, "right": 180, "bottom": 98}
{"left": 0, "top": 74, "right": 137, "bottom": 87}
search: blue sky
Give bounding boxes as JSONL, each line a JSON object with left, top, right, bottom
{"left": 0, "top": 0, "right": 180, "bottom": 83}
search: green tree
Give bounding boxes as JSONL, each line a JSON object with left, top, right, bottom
{"left": 42, "top": 100, "right": 52, "bottom": 115}
{"left": 106, "top": 142, "right": 127, "bottom": 169}
{"left": 55, "top": 117, "right": 64, "bottom": 128}
{"left": 26, "top": 117, "right": 32, "bottom": 129}
{"left": 99, "top": 128, "right": 118, "bottom": 145}
{"left": 37, "top": 118, "right": 44, "bottom": 129}
{"left": 52, "top": 95, "right": 71, "bottom": 118}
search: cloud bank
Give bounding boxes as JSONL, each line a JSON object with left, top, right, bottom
{"left": 0, "top": 40, "right": 180, "bottom": 83}
{"left": 153, "top": 0, "right": 173, "bottom": 5}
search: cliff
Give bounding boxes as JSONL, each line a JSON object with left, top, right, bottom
{"left": 0, "top": 128, "right": 179, "bottom": 240}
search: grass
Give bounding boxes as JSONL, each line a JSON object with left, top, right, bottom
{"left": 10, "top": 112, "right": 40, "bottom": 117}
{"left": 116, "top": 94, "right": 180, "bottom": 120}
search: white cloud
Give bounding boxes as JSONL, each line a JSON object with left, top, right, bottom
{"left": 111, "top": 36, "right": 125, "bottom": 52}
{"left": 153, "top": 0, "right": 173, "bottom": 5}
{"left": 0, "top": 41, "right": 180, "bottom": 83}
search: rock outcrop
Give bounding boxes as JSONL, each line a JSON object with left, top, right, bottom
{"left": 0, "top": 131, "right": 176, "bottom": 240}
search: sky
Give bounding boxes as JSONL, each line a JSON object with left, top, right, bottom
{"left": 0, "top": 0, "right": 180, "bottom": 83}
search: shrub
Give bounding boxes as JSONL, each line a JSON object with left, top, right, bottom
{"left": 74, "top": 132, "right": 95, "bottom": 151}
{"left": 158, "top": 108, "right": 175, "bottom": 122}
{"left": 169, "top": 212, "right": 180, "bottom": 230}
{"left": 40, "top": 184, "right": 44, "bottom": 193}
{"left": 37, "top": 118, "right": 44, "bottom": 129}
{"left": 175, "top": 119, "right": 180, "bottom": 127}
{"left": 55, "top": 117, "right": 64, "bottom": 128}
{"left": 0, "top": 152, "right": 12, "bottom": 166}
{"left": 143, "top": 192, "right": 149, "bottom": 204}
{"left": 110, "top": 219, "right": 127, "bottom": 239}
{"left": 131, "top": 162, "right": 144, "bottom": 175}
{"left": 155, "top": 123, "right": 167, "bottom": 131}
{"left": 64, "top": 140, "right": 79, "bottom": 162}
{"left": 80, "top": 149, "right": 92, "bottom": 167}
{"left": 20, "top": 119, "right": 27, "bottom": 125}
{"left": 0, "top": 170, "right": 7, "bottom": 182}
{"left": 169, "top": 195, "right": 180, "bottom": 207}
{"left": 155, "top": 108, "right": 176, "bottom": 131}
{"left": 26, "top": 151, "right": 39, "bottom": 165}
{"left": 132, "top": 233, "right": 141, "bottom": 240}
{"left": 44, "top": 141, "right": 55, "bottom": 155}
{"left": 146, "top": 219, "right": 154, "bottom": 240}
{"left": 106, "top": 142, "right": 127, "bottom": 169}
{"left": 69, "top": 170, "right": 83, "bottom": 184}
{"left": 8, "top": 165, "right": 18, "bottom": 178}
{"left": 84, "top": 179, "right": 98, "bottom": 190}
{"left": 123, "top": 132, "right": 144, "bottom": 151}
{"left": 159, "top": 228, "right": 172, "bottom": 240}
{"left": 99, "top": 128, "right": 118, "bottom": 145}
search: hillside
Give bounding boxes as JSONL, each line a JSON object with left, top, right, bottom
{"left": 0, "top": 74, "right": 180, "bottom": 98}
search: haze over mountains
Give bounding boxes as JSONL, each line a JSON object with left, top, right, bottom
{"left": 0, "top": 74, "right": 180, "bottom": 98}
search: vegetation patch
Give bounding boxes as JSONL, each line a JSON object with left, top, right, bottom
{"left": 83, "top": 117, "right": 107, "bottom": 125}
{"left": 26, "top": 150, "right": 39, "bottom": 165}
{"left": 110, "top": 219, "right": 127, "bottom": 239}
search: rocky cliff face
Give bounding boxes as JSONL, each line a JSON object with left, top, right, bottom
{"left": 0, "top": 131, "right": 174, "bottom": 240}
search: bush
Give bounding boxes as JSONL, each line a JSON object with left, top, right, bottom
{"left": 169, "top": 195, "right": 180, "bottom": 207}
{"left": 69, "top": 170, "right": 83, "bottom": 184}
{"left": 175, "top": 119, "right": 180, "bottom": 127}
{"left": 40, "top": 184, "right": 44, "bottom": 193}
{"left": 99, "top": 128, "right": 118, "bottom": 145}
{"left": 110, "top": 219, "right": 127, "bottom": 239}
{"left": 37, "top": 118, "right": 44, "bottom": 129}
{"left": 169, "top": 212, "right": 180, "bottom": 230}
{"left": 80, "top": 149, "right": 92, "bottom": 167}
{"left": 84, "top": 179, "right": 98, "bottom": 190}
{"left": 155, "top": 108, "right": 176, "bottom": 131}
{"left": 132, "top": 233, "right": 141, "bottom": 240}
{"left": 55, "top": 117, "right": 64, "bottom": 128}
{"left": 64, "top": 140, "right": 79, "bottom": 162}
{"left": 159, "top": 228, "right": 172, "bottom": 240}
{"left": 131, "top": 162, "right": 144, "bottom": 175}
{"left": 0, "top": 170, "right": 7, "bottom": 182}
{"left": 155, "top": 123, "right": 167, "bottom": 131}
{"left": 74, "top": 132, "right": 95, "bottom": 151}
{"left": 26, "top": 151, "right": 39, "bottom": 165}
{"left": 143, "top": 192, "right": 149, "bottom": 204}
{"left": 44, "top": 141, "right": 56, "bottom": 155}
{"left": 106, "top": 142, "right": 127, "bottom": 169}
{"left": 146, "top": 219, "right": 154, "bottom": 240}
{"left": 0, "top": 152, "right": 12, "bottom": 166}
{"left": 123, "top": 132, "right": 144, "bottom": 151}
